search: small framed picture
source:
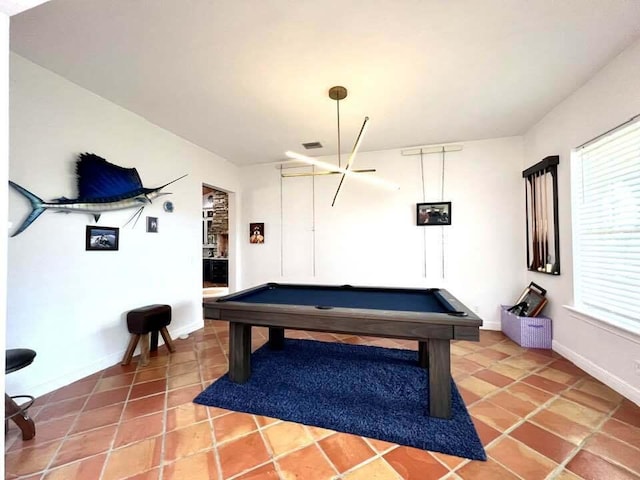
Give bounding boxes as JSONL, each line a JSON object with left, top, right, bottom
{"left": 515, "top": 288, "right": 548, "bottom": 317}
{"left": 207, "top": 210, "right": 214, "bottom": 218}
{"left": 249, "top": 223, "right": 264, "bottom": 244}
{"left": 515, "top": 282, "right": 547, "bottom": 303}
{"left": 146, "top": 216, "right": 158, "bottom": 233}
{"left": 416, "top": 202, "right": 452, "bottom": 226}
{"left": 86, "top": 226, "right": 119, "bottom": 251}
{"left": 514, "top": 282, "right": 548, "bottom": 317}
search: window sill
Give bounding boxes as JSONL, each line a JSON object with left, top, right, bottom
{"left": 563, "top": 305, "right": 640, "bottom": 341}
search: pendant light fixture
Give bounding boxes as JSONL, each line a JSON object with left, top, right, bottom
{"left": 284, "top": 86, "right": 399, "bottom": 204}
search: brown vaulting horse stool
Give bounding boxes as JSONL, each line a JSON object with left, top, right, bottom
{"left": 121, "top": 304, "right": 175, "bottom": 366}
{"left": 5, "top": 348, "right": 37, "bottom": 440}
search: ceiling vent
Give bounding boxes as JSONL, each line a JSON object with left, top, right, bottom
{"left": 302, "top": 141, "right": 323, "bottom": 149}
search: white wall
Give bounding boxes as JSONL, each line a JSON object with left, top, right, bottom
{"left": 240, "top": 137, "right": 524, "bottom": 330}
{"left": 6, "top": 54, "right": 241, "bottom": 398}
{"left": 523, "top": 38, "right": 640, "bottom": 403}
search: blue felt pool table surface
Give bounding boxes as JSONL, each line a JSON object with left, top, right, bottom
{"left": 216, "top": 283, "right": 468, "bottom": 316}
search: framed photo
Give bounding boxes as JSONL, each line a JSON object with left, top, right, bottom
{"left": 206, "top": 210, "right": 214, "bottom": 217}
{"left": 515, "top": 282, "right": 547, "bottom": 303}
{"left": 146, "top": 216, "right": 158, "bottom": 233}
{"left": 249, "top": 222, "right": 264, "bottom": 244}
{"left": 86, "top": 226, "right": 119, "bottom": 251}
{"left": 416, "top": 202, "right": 451, "bottom": 226}
{"left": 515, "top": 285, "right": 548, "bottom": 317}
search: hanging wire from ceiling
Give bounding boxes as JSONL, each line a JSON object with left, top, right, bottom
{"left": 332, "top": 86, "right": 344, "bottom": 169}
{"left": 441, "top": 148, "right": 446, "bottom": 279}
{"left": 280, "top": 171, "right": 284, "bottom": 277}
{"left": 420, "top": 150, "right": 428, "bottom": 278}
{"left": 416, "top": 146, "right": 452, "bottom": 279}
{"left": 312, "top": 165, "right": 316, "bottom": 277}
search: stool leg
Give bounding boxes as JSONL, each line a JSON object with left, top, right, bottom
{"left": 121, "top": 334, "right": 141, "bottom": 366}
{"left": 150, "top": 330, "right": 159, "bottom": 351}
{"left": 5, "top": 394, "right": 35, "bottom": 441}
{"left": 139, "top": 333, "right": 150, "bottom": 366}
{"left": 159, "top": 327, "right": 175, "bottom": 353}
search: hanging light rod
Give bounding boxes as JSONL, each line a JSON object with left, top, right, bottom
{"left": 281, "top": 169, "right": 376, "bottom": 178}
{"left": 284, "top": 151, "right": 400, "bottom": 191}
{"left": 401, "top": 143, "right": 463, "bottom": 156}
{"left": 252, "top": 159, "right": 374, "bottom": 174}
{"left": 277, "top": 162, "right": 376, "bottom": 176}
{"left": 332, "top": 116, "right": 370, "bottom": 206}
{"left": 279, "top": 163, "right": 376, "bottom": 177}
{"left": 327, "top": 85, "right": 371, "bottom": 205}
{"left": 329, "top": 86, "right": 347, "bottom": 169}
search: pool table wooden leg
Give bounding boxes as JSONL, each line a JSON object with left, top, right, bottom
{"left": 428, "top": 339, "right": 451, "bottom": 419}
{"left": 229, "top": 322, "right": 252, "bottom": 383}
{"left": 418, "top": 341, "right": 428, "bottom": 368}
{"left": 269, "top": 327, "right": 285, "bottom": 349}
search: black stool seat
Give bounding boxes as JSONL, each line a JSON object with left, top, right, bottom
{"left": 6, "top": 349, "right": 36, "bottom": 374}
{"left": 122, "top": 304, "right": 175, "bottom": 366}
{"left": 5, "top": 348, "right": 37, "bottom": 441}
{"left": 127, "top": 304, "right": 172, "bottom": 334}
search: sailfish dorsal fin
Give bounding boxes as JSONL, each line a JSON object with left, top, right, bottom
{"left": 76, "top": 153, "right": 145, "bottom": 200}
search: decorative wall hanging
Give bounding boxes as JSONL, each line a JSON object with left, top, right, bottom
{"left": 163, "top": 201, "right": 174, "bottom": 213}
{"left": 86, "top": 225, "right": 119, "bottom": 251}
{"left": 9, "top": 153, "right": 187, "bottom": 237}
{"left": 407, "top": 145, "right": 460, "bottom": 278}
{"left": 416, "top": 202, "right": 452, "bottom": 226}
{"left": 282, "top": 86, "right": 399, "bottom": 204}
{"left": 146, "top": 217, "right": 158, "bottom": 233}
{"left": 523, "top": 155, "right": 560, "bottom": 275}
{"left": 250, "top": 223, "right": 265, "bottom": 244}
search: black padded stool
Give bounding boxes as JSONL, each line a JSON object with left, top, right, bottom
{"left": 121, "top": 304, "right": 175, "bottom": 366}
{"left": 5, "top": 348, "right": 36, "bottom": 440}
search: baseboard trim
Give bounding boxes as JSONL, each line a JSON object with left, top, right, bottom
{"left": 22, "top": 319, "right": 204, "bottom": 399}
{"left": 553, "top": 339, "right": 640, "bottom": 406}
{"left": 481, "top": 320, "right": 501, "bottom": 331}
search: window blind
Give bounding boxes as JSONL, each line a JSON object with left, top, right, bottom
{"left": 572, "top": 118, "right": 640, "bottom": 330}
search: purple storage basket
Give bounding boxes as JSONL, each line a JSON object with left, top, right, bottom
{"left": 500, "top": 305, "right": 552, "bottom": 349}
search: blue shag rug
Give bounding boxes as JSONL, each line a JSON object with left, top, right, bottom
{"left": 194, "top": 339, "right": 486, "bottom": 461}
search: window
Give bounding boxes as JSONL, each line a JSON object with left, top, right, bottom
{"left": 571, "top": 117, "right": 640, "bottom": 332}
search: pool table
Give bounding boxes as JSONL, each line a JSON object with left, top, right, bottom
{"left": 203, "top": 282, "right": 482, "bottom": 418}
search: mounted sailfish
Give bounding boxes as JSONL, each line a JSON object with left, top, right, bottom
{"left": 9, "top": 153, "right": 187, "bottom": 237}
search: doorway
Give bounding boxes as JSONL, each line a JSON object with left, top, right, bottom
{"left": 202, "top": 184, "right": 229, "bottom": 298}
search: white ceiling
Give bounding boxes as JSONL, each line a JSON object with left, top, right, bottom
{"left": 0, "top": 0, "right": 50, "bottom": 16}
{"left": 10, "top": 1, "right": 640, "bottom": 166}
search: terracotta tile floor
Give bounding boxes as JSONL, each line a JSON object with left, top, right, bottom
{"left": 5, "top": 321, "right": 640, "bottom": 480}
